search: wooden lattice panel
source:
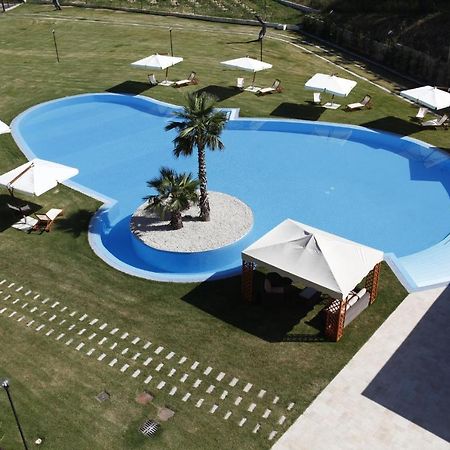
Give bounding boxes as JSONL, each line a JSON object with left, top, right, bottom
{"left": 365, "top": 263, "right": 381, "bottom": 305}
{"left": 324, "top": 298, "right": 346, "bottom": 341}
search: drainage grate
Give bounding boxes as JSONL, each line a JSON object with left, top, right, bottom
{"left": 139, "top": 419, "right": 160, "bottom": 438}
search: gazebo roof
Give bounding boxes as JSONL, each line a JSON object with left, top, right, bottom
{"left": 242, "top": 219, "right": 384, "bottom": 299}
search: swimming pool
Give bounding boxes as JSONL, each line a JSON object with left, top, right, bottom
{"left": 11, "top": 93, "right": 450, "bottom": 287}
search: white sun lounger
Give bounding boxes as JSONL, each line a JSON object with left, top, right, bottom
{"left": 421, "top": 114, "right": 448, "bottom": 128}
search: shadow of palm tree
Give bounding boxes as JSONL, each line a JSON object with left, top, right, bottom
{"left": 0, "top": 194, "right": 41, "bottom": 232}
{"left": 195, "top": 85, "right": 241, "bottom": 102}
{"left": 56, "top": 209, "right": 93, "bottom": 238}
{"left": 271, "top": 102, "right": 324, "bottom": 121}
{"left": 106, "top": 80, "right": 152, "bottom": 95}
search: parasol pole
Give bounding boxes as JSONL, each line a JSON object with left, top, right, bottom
{"left": 252, "top": 71, "right": 256, "bottom": 88}
{"left": 169, "top": 29, "right": 174, "bottom": 56}
{"left": 6, "top": 162, "right": 34, "bottom": 198}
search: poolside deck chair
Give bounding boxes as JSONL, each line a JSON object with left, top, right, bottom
{"left": 421, "top": 114, "right": 449, "bottom": 129}
{"left": 173, "top": 72, "right": 198, "bottom": 88}
{"left": 236, "top": 77, "right": 245, "bottom": 90}
{"left": 257, "top": 79, "right": 283, "bottom": 96}
{"left": 346, "top": 94, "right": 372, "bottom": 111}
{"left": 415, "top": 107, "right": 429, "bottom": 121}
{"left": 148, "top": 74, "right": 158, "bottom": 86}
{"left": 33, "top": 208, "right": 63, "bottom": 233}
{"left": 313, "top": 92, "right": 321, "bottom": 105}
{"left": 7, "top": 202, "right": 31, "bottom": 219}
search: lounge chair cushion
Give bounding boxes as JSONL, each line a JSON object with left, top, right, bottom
{"left": 11, "top": 216, "right": 38, "bottom": 231}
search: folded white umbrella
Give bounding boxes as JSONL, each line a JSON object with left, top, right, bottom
{"left": 400, "top": 85, "right": 450, "bottom": 111}
{"left": 131, "top": 54, "right": 183, "bottom": 84}
{"left": 221, "top": 56, "right": 272, "bottom": 88}
{"left": 305, "top": 73, "right": 357, "bottom": 108}
{"left": 0, "top": 119, "right": 10, "bottom": 135}
{"left": 0, "top": 158, "right": 79, "bottom": 197}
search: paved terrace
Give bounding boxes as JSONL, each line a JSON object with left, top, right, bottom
{"left": 273, "top": 286, "right": 450, "bottom": 450}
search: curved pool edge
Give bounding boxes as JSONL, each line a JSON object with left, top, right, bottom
{"left": 9, "top": 93, "right": 450, "bottom": 288}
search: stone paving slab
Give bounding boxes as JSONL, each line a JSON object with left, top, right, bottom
{"left": 272, "top": 287, "right": 450, "bottom": 450}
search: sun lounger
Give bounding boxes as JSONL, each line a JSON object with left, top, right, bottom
{"left": 421, "top": 114, "right": 449, "bottom": 129}
{"left": 313, "top": 92, "right": 321, "bottom": 105}
{"left": 346, "top": 94, "right": 372, "bottom": 111}
{"left": 173, "top": 72, "right": 198, "bottom": 87}
{"left": 11, "top": 216, "right": 38, "bottom": 232}
{"left": 257, "top": 79, "right": 282, "bottom": 96}
{"left": 148, "top": 74, "right": 158, "bottom": 86}
{"left": 33, "top": 208, "right": 63, "bottom": 232}
{"left": 236, "top": 77, "right": 245, "bottom": 90}
{"left": 7, "top": 202, "right": 31, "bottom": 218}
{"left": 415, "top": 107, "right": 429, "bottom": 120}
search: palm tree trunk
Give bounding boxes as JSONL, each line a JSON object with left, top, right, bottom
{"left": 198, "top": 144, "right": 210, "bottom": 221}
{"left": 170, "top": 211, "right": 183, "bottom": 229}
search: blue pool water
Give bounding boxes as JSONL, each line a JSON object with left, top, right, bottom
{"left": 11, "top": 93, "right": 450, "bottom": 282}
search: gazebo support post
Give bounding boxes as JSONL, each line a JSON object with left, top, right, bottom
{"left": 365, "top": 262, "right": 381, "bottom": 305}
{"left": 241, "top": 260, "right": 255, "bottom": 303}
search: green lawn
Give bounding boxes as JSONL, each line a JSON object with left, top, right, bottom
{"left": 0, "top": 4, "right": 433, "bottom": 449}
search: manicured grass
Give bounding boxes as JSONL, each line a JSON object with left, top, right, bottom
{"left": 0, "top": 5, "right": 422, "bottom": 449}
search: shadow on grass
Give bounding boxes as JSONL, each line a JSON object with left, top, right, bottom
{"left": 271, "top": 102, "right": 324, "bottom": 121}
{"left": 106, "top": 81, "right": 151, "bottom": 95}
{"left": 361, "top": 116, "right": 422, "bottom": 136}
{"left": 195, "top": 85, "right": 241, "bottom": 101}
{"left": 182, "top": 273, "right": 326, "bottom": 343}
{"left": 0, "top": 194, "right": 41, "bottom": 232}
{"left": 56, "top": 209, "right": 93, "bottom": 238}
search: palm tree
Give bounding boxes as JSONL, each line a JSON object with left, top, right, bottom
{"left": 144, "top": 167, "right": 199, "bottom": 230}
{"left": 165, "top": 92, "right": 228, "bottom": 222}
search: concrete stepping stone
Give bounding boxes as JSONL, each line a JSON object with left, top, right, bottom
{"left": 220, "top": 390, "right": 228, "bottom": 400}
{"left": 132, "top": 352, "right": 141, "bottom": 360}
{"left": 65, "top": 338, "right": 73, "bottom": 346}
{"left": 25, "top": 290, "right": 31, "bottom": 296}
{"left": 178, "top": 356, "right": 187, "bottom": 364}
{"left": 143, "top": 357, "right": 152, "bottom": 366}
{"left": 56, "top": 333, "right": 65, "bottom": 341}
{"left": 78, "top": 328, "right": 86, "bottom": 335}
{"left": 0, "top": 279, "right": 5, "bottom": 285}
{"left": 155, "top": 346, "right": 164, "bottom": 354}
{"left": 253, "top": 423, "right": 261, "bottom": 434}
{"left": 193, "top": 379, "right": 202, "bottom": 388}
{"left": 210, "top": 404, "right": 218, "bottom": 414}
{"left": 216, "top": 372, "right": 225, "bottom": 382}
{"left": 88, "top": 333, "right": 96, "bottom": 340}
{"left": 121, "top": 348, "right": 129, "bottom": 355}
{"left": 278, "top": 415, "right": 286, "bottom": 425}
{"left": 27, "top": 320, "right": 34, "bottom": 327}
{"left": 229, "top": 377, "right": 238, "bottom": 387}
{"left": 97, "top": 353, "right": 106, "bottom": 361}
{"left": 248, "top": 403, "right": 256, "bottom": 412}
{"left": 17, "top": 316, "right": 25, "bottom": 322}
{"left": 110, "top": 343, "right": 117, "bottom": 350}
{"left": 120, "top": 364, "right": 129, "bottom": 373}
{"left": 7, "top": 282, "right": 14, "bottom": 288}
{"left": 144, "top": 375, "right": 152, "bottom": 384}
{"left": 30, "top": 307, "right": 37, "bottom": 313}
{"left": 120, "top": 332, "right": 129, "bottom": 340}
{"left": 203, "top": 366, "right": 212, "bottom": 376}
{"left": 109, "top": 358, "right": 117, "bottom": 367}
{"left": 287, "top": 402, "right": 295, "bottom": 411}
{"left": 45, "top": 329, "right": 54, "bottom": 336}
{"left": 49, "top": 315, "right": 56, "bottom": 322}
{"left": 15, "top": 286, "right": 23, "bottom": 292}
{"left": 0, "top": 308, "right": 6, "bottom": 314}
{"left": 168, "top": 368, "right": 176, "bottom": 377}
{"left": 155, "top": 363, "right": 164, "bottom": 372}
{"left": 79, "top": 314, "right": 88, "bottom": 321}
{"left": 180, "top": 373, "right": 188, "bottom": 383}
{"left": 12, "top": 299, "right": 20, "bottom": 305}
{"left": 68, "top": 325, "right": 75, "bottom": 331}
{"left": 86, "top": 348, "right": 95, "bottom": 356}
{"left": 132, "top": 337, "right": 140, "bottom": 345}
{"left": 272, "top": 396, "right": 279, "bottom": 404}
{"left": 143, "top": 341, "right": 151, "bottom": 349}
{"left": 110, "top": 328, "right": 119, "bottom": 335}
{"left": 195, "top": 398, "right": 204, "bottom": 408}
{"left": 234, "top": 396, "right": 242, "bottom": 406}
{"left": 206, "top": 385, "right": 215, "bottom": 394}
{"left": 33, "top": 294, "right": 40, "bottom": 299}
{"left": 9, "top": 311, "right": 16, "bottom": 318}
{"left": 69, "top": 311, "right": 77, "bottom": 317}
{"left": 258, "top": 389, "right": 266, "bottom": 399}
{"left": 99, "top": 337, "right": 107, "bottom": 345}
{"left": 99, "top": 323, "right": 107, "bottom": 330}
{"left": 239, "top": 417, "right": 247, "bottom": 427}
{"left": 132, "top": 370, "right": 140, "bottom": 378}
{"left": 60, "top": 306, "right": 67, "bottom": 312}
{"left": 182, "top": 392, "right": 191, "bottom": 402}
{"left": 224, "top": 411, "right": 232, "bottom": 420}
{"left": 51, "top": 301, "right": 59, "bottom": 308}
{"left": 262, "top": 409, "right": 271, "bottom": 419}
{"left": 243, "top": 383, "right": 252, "bottom": 393}
{"left": 156, "top": 381, "right": 165, "bottom": 390}
{"left": 191, "top": 361, "right": 199, "bottom": 370}
{"left": 89, "top": 318, "right": 98, "bottom": 325}
{"left": 40, "top": 311, "right": 47, "bottom": 317}
{"left": 169, "top": 387, "right": 177, "bottom": 396}
{"left": 58, "top": 319, "right": 65, "bottom": 325}
{"left": 268, "top": 431, "right": 277, "bottom": 441}
{"left": 4, "top": 295, "right": 11, "bottom": 300}
{"left": 76, "top": 343, "right": 85, "bottom": 351}
{"left": 166, "top": 351, "right": 175, "bottom": 360}
{"left": 20, "top": 301, "right": 26, "bottom": 308}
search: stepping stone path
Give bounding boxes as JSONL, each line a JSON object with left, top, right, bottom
{"left": 239, "top": 417, "right": 247, "bottom": 427}
{"left": 155, "top": 346, "right": 164, "bottom": 354}
{"left": 229, "top": 377, "right": 239, "bottom": 387}
{"left": 120, "top": 364, "right": 129, "bottom": 373}
{"left": 216, "top": 372, "right": 225, "bottom": 381}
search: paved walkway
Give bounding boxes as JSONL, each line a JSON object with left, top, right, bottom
{"left": 273, "top": 286, "right": 450, "bottom": 450}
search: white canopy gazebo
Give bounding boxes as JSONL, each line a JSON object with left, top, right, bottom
{"left": 305, "top": 73, "right": 357, "bottom": 109}
{"left": 241, "top": 219, "right": 384, "bottom": 340}
{"left": 131, "top": 54, "right": 183, "bottom": 86}
{"left": 221, "top": 56, "right": 272, "bottom": 92}
{"left": 400, "top": 85, "right": 450, "bottom": 111}
{"left": 0, "top": 158, "right": 79, "bottom": 197}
